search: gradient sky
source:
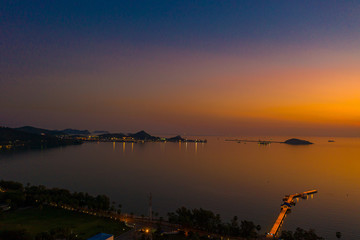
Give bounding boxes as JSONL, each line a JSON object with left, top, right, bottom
{"left": 1, "top": 0, "right": 360, "bottom": 136}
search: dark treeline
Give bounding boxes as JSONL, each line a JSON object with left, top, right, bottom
{"left": 280, "top": 228, "right": 324, "bottom": 240}
{"left": 0, "top": 180, "right": 112, "bottom": 212}
{"left": 168, "top": 207, "right": 261, "bottom": 238}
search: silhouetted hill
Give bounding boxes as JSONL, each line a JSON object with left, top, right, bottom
{"left": 98, "top": 133, "right": 126, "bottom": 139}
{"left": 128, "top": 130, "right": 160, "bottom": 140}
{"left": 62, "top": 129, "right": 90, "bottom": 135}
{"left": 0, "top": 127, "right": 82, "bottom": 150}
{"left": 284, "top": 138, "right": 313, "bottom": 145}
{"left": 96, "top": 131, "right": 202, "bottom": 142}
{"left": 15, "top": 126, "right": 62, "bottom": 136}
{"left": 166, "top": 135, "right": 185, "bottom": 142}
{"left": 92, "top": 131, "right": 110, "bottom": 135}
{"left": 0, "top": 127, "right": 44, "bottom": 142}
{"left": 15, "top": 126, "right": 90, "bottom": 136}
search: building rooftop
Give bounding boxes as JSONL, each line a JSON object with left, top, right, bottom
{"left": 87, "top": 233, "right": 113, "bottom": 240}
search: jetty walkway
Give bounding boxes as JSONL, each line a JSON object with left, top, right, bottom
{"left": 266, "top": 190, "right": 317, "bottom": 238}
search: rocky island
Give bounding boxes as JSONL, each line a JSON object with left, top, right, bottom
{"left": 284, "top": 138, "right": 313, "bottom": 145}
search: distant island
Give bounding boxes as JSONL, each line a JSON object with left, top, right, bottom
{"left": 0, "top": 126, "right": 206, "bottom": 151}
{"left": 283, "top": 138, "right": 313, "bottom": 145}
{"left": 226, "top": 138, "right": 313, "bottom": 145}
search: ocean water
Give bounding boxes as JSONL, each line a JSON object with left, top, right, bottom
{"left": 1, "top": 136, "right": 359, "bottom": 239}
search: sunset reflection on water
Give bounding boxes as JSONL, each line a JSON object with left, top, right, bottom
{"left": 0, "top": 136, "right": 359, "bottom": 239}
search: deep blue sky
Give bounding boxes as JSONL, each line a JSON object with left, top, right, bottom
{"left": 2, "top": 1, "right": 360, "bottom": 51}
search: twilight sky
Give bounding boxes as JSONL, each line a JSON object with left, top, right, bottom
{"left": 1, "top": 1, "right": 360, "bottom": 136}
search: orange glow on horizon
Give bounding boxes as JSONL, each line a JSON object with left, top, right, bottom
{"left": 3, "top": 44, "right": 360, "bottom": 136}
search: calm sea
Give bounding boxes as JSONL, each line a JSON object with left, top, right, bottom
{"left": 1, "top": 136, "right": 359, "bottom": 239}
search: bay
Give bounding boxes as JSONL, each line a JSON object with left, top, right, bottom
{"left": 1, "top": 136, "right": 359, "bottom": 239}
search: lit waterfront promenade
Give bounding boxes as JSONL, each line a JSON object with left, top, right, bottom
{"left": 267, "top": 190, "right": 318, "bottom": 238}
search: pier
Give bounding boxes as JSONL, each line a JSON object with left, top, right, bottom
{"left": 225, "top": 139, "right": 282, "bottom": 144}
{"left": 266, "top": 190, "right": 317, "bottom": 238}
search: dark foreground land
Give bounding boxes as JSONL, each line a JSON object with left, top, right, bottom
{"left": 0, "top": 206, "right": 128, "bottom": 240}
{"left": 0, "top": 180, "right": 325, "bottom": 240}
